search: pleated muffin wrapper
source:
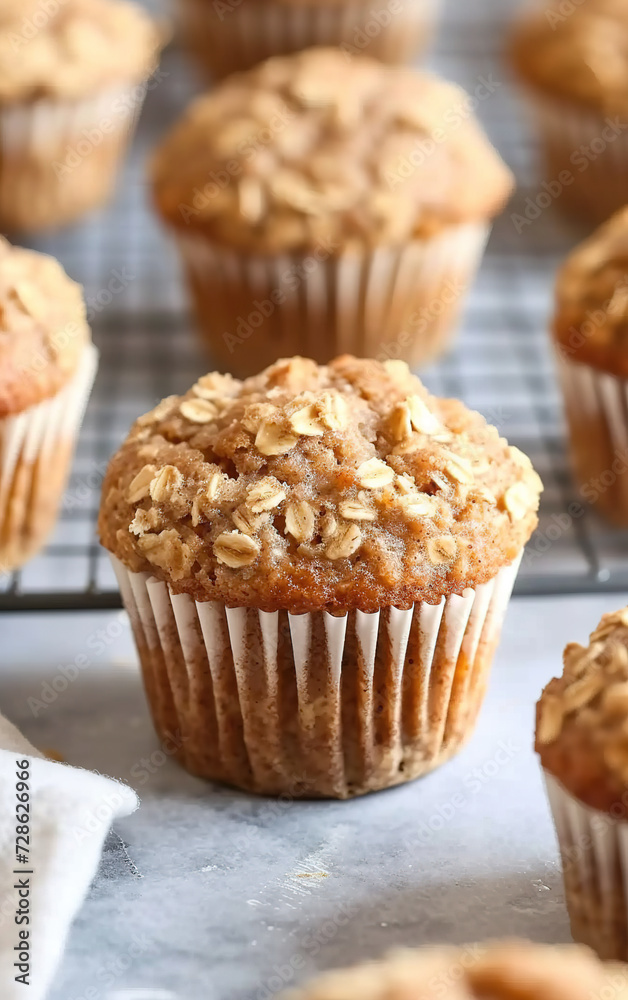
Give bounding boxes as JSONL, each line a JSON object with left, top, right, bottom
{"left": 525, "top": 93, "right": 628, "bottom": 225}
{"left": 0, "top": 84, "right": 146, "bottom": 233}
{"left": 111, "top": 552, "right": 521, "bottom": 798}
{"left": 555, "top": 350, "right": 628, "bottom": 526}
{"left": 176, "top": 221, "right": 489, "bottom": 377}
{"left": 178, "top": 0, "right": 440, "bottom": 80}
{"left": 0, "top": 344, "right": 98, "bottom": 575}
{"left": 543, "top": 770, "right": 628, "bottom": 961}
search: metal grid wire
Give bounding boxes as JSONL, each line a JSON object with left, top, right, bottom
{"left": 1, "top": 0, "right": 624, "bottom": 611}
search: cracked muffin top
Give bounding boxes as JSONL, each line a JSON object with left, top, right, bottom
{"left": 99, "top": 355, "right": 541, "bottom": 613}
{"left": 0, "top": 238, "right": 90, "bottom": 416}
{"left": 510, "top": 0, "right": 628, "bottom": 114}
{"left": 537, "top": 606, "right": 628, "bottom": 816}
{"left": 278, "top": 940, "right": 628, "bottom": 1000}
{"left": 151, "top": 47, "right": 513, "bottom": 254}
{"left": 0, "top": 0, "right": 162, "bottom": 102}
{"left": 553, "top": 207, "right": 628, "bottom": 376}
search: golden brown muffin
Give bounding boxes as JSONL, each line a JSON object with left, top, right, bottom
{"left": 100, "top": 356, "right": 540, "bottom": 798}
{"left": 279, "top": 941, "right": 628, "bottom": 1000}
{"left": 0, "top": 238, "right": 96, "bottom": 573}
{"left": 100, "top": 356, "right": 540, "bottom": 613}
{"left": 0, "top": 237, "right": 89, "bottom": 416}
{"left": 552, "top": 209, "right": 628, "bottom": 524}
{"left": 510, "top": 0, "right": 628, "bottom": 223}
{"left": 0, "top": 0, "right": 163, "bottom": 233}
{"left": 151, "top": 49, "right": 513, "bottom": 373}
{"left": 152, "top": 48, "right": 513, "bottom": 254}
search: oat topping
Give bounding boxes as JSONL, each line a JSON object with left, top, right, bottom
{"left": 278, "top": 940, "right": 628, "bottom": 1000}
{"left": 537, "top": 607, "right": 628, "bottom": 788}
{"left": 151, "top": 48, "right": 513, "bottom": 253}
{"left": 0, "top": 237, "right": 90, "bottom": 417}
{"left": 0, "top": 0, "right": 162, "bottom": 103}
{"left": 99, "top": 355, "right": 542, "bottom": 614}
{"left": 553, "top": 208, "right": 628, "bottom": 374}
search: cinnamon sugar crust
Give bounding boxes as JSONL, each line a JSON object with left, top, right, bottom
{"left": 279, "top": 941, "right": 628, "bottom": 1000}
{"left": 151, "top": 47, "right": 513, "bottom": 254}
{"left": 0, "top": 0, "right": 163, "bottom": 103}
{"left": 553, "top": 208, "right": 628, "bottom": 377}
{"left": 511, "top": 0, "right": 628, "bottom": 115}
{"left": 0, "top": 237, "right": 90, "bottom": 416}
{"left": 537, "top": 607, "right": 628, "bottom": 816}
{"left": 99, "top": 356, "right": 541, "bottom": 613}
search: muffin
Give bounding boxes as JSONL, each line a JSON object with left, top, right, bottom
{"left": 151, "top": 48, "right": 514, "bottom": 376}
{"left": 0, "top": 237, "right": 97, "bottom": 573}
{"left": 177, "top": 0, "right": 440, "bottom": 81}
{"left": 537, "top": 607, "right": 628, "bottom": 960}
{"left": 0, "top": 0, "right": 163, "bottom": 233}
{"left": 99, "top": 355, "right": 541, "bottom": 798}
{"left": 510, "top": 0, "right": 628, "bottom": 224}
{"left": 278, "top": 940, "right": 628, "bottom": 1000}
{"left": 552, "top": 208, "right": 628, "bottom": 525}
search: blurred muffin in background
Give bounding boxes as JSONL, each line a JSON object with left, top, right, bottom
{"left": 0, "top": 237, "right": 97, "bottom": 573}
{"left": 510, "top": 0, "right": 628, "bottom": 224}
{"left": 552, "top": 208, "right": 628, "bottom": 524}
{"left": 178, "top": 0, "right": 440, "bottom": 81}
{"left": 0, "top": 0, "right": 164, "bottom": 234}
{"left": 99, "top": 354, "right": 540, "bottom": 798}
{"left": 278, "top": 939, "right": 628, "bottom": 1000}
{"left": 151, "top": 48, "right": 513, "bottom": 376}
{"left": 537, "top": 607, "right": 628, "bottom": 960}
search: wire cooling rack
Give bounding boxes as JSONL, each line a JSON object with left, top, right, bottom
{"left": 2, "top": 0, "right": 626, "bottom": 611}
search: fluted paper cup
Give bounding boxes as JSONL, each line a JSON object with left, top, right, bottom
{"left": 0, "top": 344, "right": 98, "bottom": 575}
{"left": 544, "top": 770, "right": 628, "bottom": 960}
{"left": 0, "top": 85, "right": 145, "bottom": 233}
{"left": 556, "top": 351, "right": 628, "bottom": 525}
{"left": 525, "top": 93, "right": 628, "bottom": 225}
{"left": 110, "top": 552, "right": 521, "bottom": 798}
{"left": 178, "top": 0, "right": 440, "bottom": 80}
{"left": 175, "top": 221, "right": 489, "bottom": 376}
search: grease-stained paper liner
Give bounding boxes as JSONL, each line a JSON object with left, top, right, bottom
{"left": 527, "top": 94, "right": 628, "bottom": 225}
{"left": 111, "top": 552, "right": 521, "bottom": 798}
{"left": 176, "top": 221, "right": 489, "bottom": 376}
{"left": 0, "top": 86, "right": 144, "bottom": 233}
{"left": 544, "top": 770, "right": 628, "bottom": 960}
{"left": 178, "top": 0, "right": 440, "bottom": 80}
{"left": 556, "top": 352, "right": 628, "bottom": 526}
{"left": 0, "top": 344, "right": 98, "bottom": 574}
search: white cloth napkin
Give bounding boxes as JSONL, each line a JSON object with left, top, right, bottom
{"left": 0, "top": 713, "right": 139, "bottom": 1000}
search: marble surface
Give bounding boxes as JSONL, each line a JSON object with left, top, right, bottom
{"left": 1, "top": 595, "right": 624, "bottom": 1000}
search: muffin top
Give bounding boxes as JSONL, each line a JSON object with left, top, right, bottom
{"left": 151, "top": 48, "right": 513, "bottom": 254}
{"left": 99, "top": 356, "right": 541, "bottom": 613}
{"left": 0, "top": 237, "right": 90, "bottom": 416}
{"left": 279, "top": 941, "right": 628, "bottom": 1000}
{"left": 0, "top": 0, "right": 162, "bottom": 103}
{"left": 537, "top": 606, "right": 628, "bottom": 815}
{"left": 553, "top": 207, "right": 628, "bottom": 376}
{"left": 511, "top": 0, "right": 628, "bottom": 114}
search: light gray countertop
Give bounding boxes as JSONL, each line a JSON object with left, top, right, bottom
{"left": 1, "top": 594, "right": 622, "bottom": 1000}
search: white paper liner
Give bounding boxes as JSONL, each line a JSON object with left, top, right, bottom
{"left": 110, "top": 552, "right": 521, "bottom": 798}
{"left": 556, "top": 351, "right": 628, "bottom": 523}
{"left": 0, "top": 86, "right": 144, "bottom": 232}
{"left": 528, "top": 94, "right": 628, "bottom": 223}
{"left": 176, "top": 221, "right": 489, "bottom": 374}
{"left": 544, "top": 770, "right": 628, "bottom": 960}
{"left": 178, "top": 0, "right": 440, "bottom": 78}
{"left": 0, "top": 344, "right": 98, "bottom": 574}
